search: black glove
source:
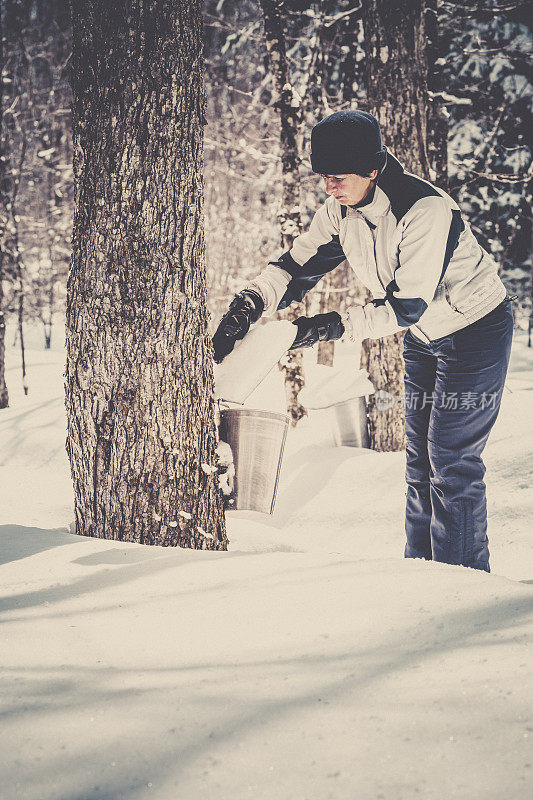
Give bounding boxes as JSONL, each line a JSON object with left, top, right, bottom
{"left": 212, "top": 289, "right": 265, "bottom": 364}
{"left": 289, "top": 311, "right": 345, "bottom": 350}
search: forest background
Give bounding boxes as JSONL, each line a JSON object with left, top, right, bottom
{"left": 0, "top": 5, "right": 532, "bottom": 794}
{"left": 0, "top": 0, "right": 531, "bottom": 400}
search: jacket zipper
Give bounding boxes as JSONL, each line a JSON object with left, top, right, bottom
{"left": 361, "top": 214, "right": 386, "bottom": 292}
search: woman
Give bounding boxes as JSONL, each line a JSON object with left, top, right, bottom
{"left": 212, "top": 110, "right": 514, "bottom": 573}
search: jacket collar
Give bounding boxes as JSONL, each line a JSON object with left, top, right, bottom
{"left": 343, "top": 183, "right": 390, "bottom": 224}
{"left": 343, "top": 149, "right": 403, "bottom": 223}
{"left": 356, "top": 184, "right": 390, "bottom": 223}
{"left": 337, "top": 150, "right": 410, "bottom": 223}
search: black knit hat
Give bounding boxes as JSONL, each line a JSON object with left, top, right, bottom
{"left": 310, "top": 110, "right": 387, "bottom": 176}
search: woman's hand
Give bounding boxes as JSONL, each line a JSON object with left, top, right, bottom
{"left": 289, "top": 311, "right": 345, "bottom": 350}
{"left": 212, "top": 289, "right": 265, "bottom": 364}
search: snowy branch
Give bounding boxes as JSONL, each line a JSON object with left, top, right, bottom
{"left": 323, "top": 5, "right": 363, "bottom": 28}
{"left": 428, "top": 90, "right": 472, "bottom": 106}
{"left": 453, "top": 160, "right": 533, "bottom": 184}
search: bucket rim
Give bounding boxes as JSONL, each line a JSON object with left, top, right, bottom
{"left": 219, "top": 407, "right": 290, "bottom": 424}
{"left": 307, "top": 395, "right": 367, "bottom": 411}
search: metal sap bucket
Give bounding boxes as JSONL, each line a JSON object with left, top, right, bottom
{"left": 312, "top": 396, "right": 369, "bottom": 448}
{"left": 219, "top": 408, "right": 290, "bottom": 514}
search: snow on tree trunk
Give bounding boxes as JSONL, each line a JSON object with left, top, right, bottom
{"left": 361, "top": 0, "right": 430, "bottom": 452}
{"left": 260, "top": 0, "right": 307, "bottom": 426}
{"left": 66, "top": 0, "right": 227, "bottom": 549}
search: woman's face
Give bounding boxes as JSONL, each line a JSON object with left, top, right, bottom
{"left": 321, "top": 170, "right": 378, "bottom": 206}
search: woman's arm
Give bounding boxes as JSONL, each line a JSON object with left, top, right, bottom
{"left": 212, "top": 198, "right": 348, "bottom": 362}
{"left": 244, "top": 196, "right": 346, "bottom": 314}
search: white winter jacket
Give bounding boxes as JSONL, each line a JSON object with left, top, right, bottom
{"left": 247, "top": 152, "right": 506, "bottom": 344}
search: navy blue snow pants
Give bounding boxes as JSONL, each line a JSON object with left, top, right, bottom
{"left": 403, "top": 299, "right": 514, "bottom": 572}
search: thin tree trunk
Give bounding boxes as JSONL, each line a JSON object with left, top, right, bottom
{"left": 67, "top": 0, "right": 227, "bottom": 548}
{"left": 316, "top": 261, "right": 354, "bottom": 367}
{"left": 361, "top": 0, "right": 430, "bottom": 452}
{"left": 17, "top": 274, "right": 27, "bottom": 394}
{"left": 10, "top": 128, "right": 28, "bottom": 395}
{"left": 316, "top": 273, "right": 335, "bottom": 367}
{"left": 0, "top": 8, "right": 8, "bottom": 409}
{"left": 0, "top": 299, "right": 6, "bottom": 408}
{"left": 426, "top": 0, "right": 449, "bottom": 190}
{"left": 260, "top": 0, "right": 307, "bottom": 426}
{"left": 44, "top": 270, "right": 53, "bottom": 349}
{"left": 527, "top": 194, "right": 533, "bottom": 347}
{"left": 43, "top": 317, "right": 52, "bottom": 350}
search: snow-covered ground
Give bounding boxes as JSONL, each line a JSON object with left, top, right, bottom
{"left": 1, "top": 325, "right": 532, "bottom": 800}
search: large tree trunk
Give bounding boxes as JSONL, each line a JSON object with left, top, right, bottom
{"left": 66, "top": 0, "right": 227, "bottom": 549}
{"left": 260, "top": 0, "right": 307, "bottom": 426}
{"left": 361, "top": 0, "right": 430, "bottom": 451}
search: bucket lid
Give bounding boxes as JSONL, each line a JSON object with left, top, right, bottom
{"left": 300, "top": 368, "right": 375, "bottom": 409}
{"left": 214, "top": 320, "right": 297, "bottom": 404}
{"left": 306, "top": 396, "right": 366, "bottom": 411}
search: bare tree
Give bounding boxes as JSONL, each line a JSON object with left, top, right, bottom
{"left": 10, "top": 126, "right": 28, "bottom": 394}
{"left": 529, "top": 186, "right": 533, "bottom": 347}
{"left": 0, "top": 5, "right": 8, "bottom": 409}
{"left": 426, "top": 0, "right": 449, "bottom": 190}
{"left": 360, "top": 0, "right": 431, "bottom": 451}
{"left": 2, "top": 0, "right": 30, "bottom": 395}
{"left": 66, "top": 0, "right": 227, "bottom": 548}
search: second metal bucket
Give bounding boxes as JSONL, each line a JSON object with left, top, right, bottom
{"left": 219, "top": 408, "right": 289, "bottom": 514}
{"left": 311, "top": 396, "right": 369, "bottom": 448}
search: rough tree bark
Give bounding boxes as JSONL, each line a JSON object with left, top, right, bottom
{"left": 66, "top": 0, "right": 227, "bottom": 548}
{"left": 259, "top": 0, "right": 307, "bottom": 426}
{"left": 361, "top": 0, "right": 431, "bottom": 451}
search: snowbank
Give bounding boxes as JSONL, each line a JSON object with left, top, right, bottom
{"left": 0, "top": 328, "right": 532, "bottom": 800}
